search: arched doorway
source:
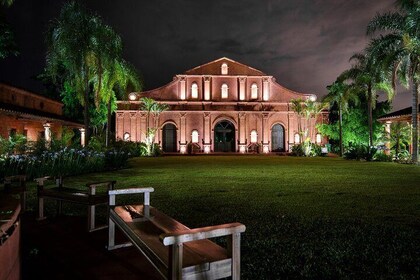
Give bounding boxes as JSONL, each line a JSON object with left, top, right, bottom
{"left": 162, "top": 123, "right": 177, "bottom": 152}
{"left": 214, "top": 120, "right": 235, "bottom": 152}
{"left": 271, "top": 124, "right": 285, "bottom": 152}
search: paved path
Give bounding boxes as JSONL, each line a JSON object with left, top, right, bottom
{"left": 21, "top": 213, "right": 160, "bottom": 280}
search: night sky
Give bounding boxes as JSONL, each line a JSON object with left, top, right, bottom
{"left": 0, "top": 0, "right": 410, "bottom": 110}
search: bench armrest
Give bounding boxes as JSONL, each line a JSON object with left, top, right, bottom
{"left": 86, "top": 181, "right": 116, "bottom": 195}
{"left": 160, "top": 222, "right": 246, "bottom": 246}
{"left": 108, "top": 188, "right": 154, "bottom": 206}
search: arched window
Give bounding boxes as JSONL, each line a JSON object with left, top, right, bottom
{"left": 316, "top": 133, "right": 322, "bottom": 144}
{"left": 191, "top": 83, "right": 198, "bottom": 99}
{"left": 191, "top": 130, "right": 199, "bottom": 143}
{"left": 123, "top": 132, "right": 130, "bottom": 141}
{"left": 221, "top": 63, "right": 228, "bottom": 75}
{"left": 294, "top": 133, "right": 300, "bottom": 144}
{"left": 250, "top": 130, "right": 258, "bottom": 143}
{"left": 251, "top": 83, "right": 258, "bottom": 99}
{"left": 221, "top": 84, "right": 228, "bottom": 99}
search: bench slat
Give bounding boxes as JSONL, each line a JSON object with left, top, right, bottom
{"left": 112, "top": 205, "right": 229, "bottom": 269}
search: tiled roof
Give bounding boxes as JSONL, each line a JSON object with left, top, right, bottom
{"left": 0, "top": 101, "right": 83, "bottom": 127}
{"left": 378, "top": 105, "right": 419, "bottom": 121}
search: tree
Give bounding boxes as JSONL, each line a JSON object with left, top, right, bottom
{"left": 140, "top": 97, "right": 168, "bottom": 156}
{"left": 45, "top": 1, "right": 124, "bottom": 145}
{"left": 367, "top": 0, "right": 420, "bottom": 162}
{"left": 0, "top": 0, "right": 18, "bottom": 59}
{"left": 339, "top": 52, "right": 393, "bottom": 148}
{"left": 323, "top": 81, "right": 359, "bottom": 156}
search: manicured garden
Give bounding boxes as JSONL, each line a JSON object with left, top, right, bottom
{"left": 23, "top": 155, "right": 420, "bottom": 279}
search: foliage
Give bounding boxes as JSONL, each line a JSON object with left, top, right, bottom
{"left": 139, "top": 142, "right": 162, "bottom": 157}
{"left": 291, "top": 142, "right": 323, "bottom": 157}
{"left": 367, "top": 0, "right": 420, "bottom": 162}
{"left": 139, "top": 97, "right": 169, "bottom": 156}
{"left": 373, "top": 151, "right": 393, "bottom": 162}
{"left": 319, "top": 99, "right": 390, "bottom": 152}
{"left": 0, "top": 20, "right": 18, "bottom": 59}
{"left": 44, "top": 1, "right": 141, "bottom": 145}
{"left": 382, "top": 121, "right": 411, "bottom": 160}
{"left": 344, "top": 144, "right": 377, "bottom": 161}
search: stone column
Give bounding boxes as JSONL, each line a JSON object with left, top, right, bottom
{"left": 263, "top": 77, "right": 270, "bottom": 101}
{"left": 179, "top": 112, "right": 187, "bottom": 153}
{"left": 139, "top": 112, "right": 147, "bottom": 142}
{"left": 239, "top": 77, "right": 246, "bottom": 101}
{"left": 179, "top": 76, "right": 186, "bottom": 100}
{"left": 130, "top": 112, "right": 137, "bottom": 142}
{"left": 43, "top": 123, "right": 51, "bottom": 145}
{"left": 238, "top": 112, "right": 247, "bottom": 153}
{"left": 385, "top": 121, "right": 391, "bottom": 155}
{"left": 204, "top": 76, "right": 211, "bottom": 101}
{"left": 262, "top": 113, "right": 270, "bottom": 153}
{"left": 203, "top": 112, "right": 211, "bottom": 153}
{"left": 116, "top": 112, "right": 124, "bottom": 140}
{"left": 79, "top": 128, "right": 86, "bottom": 147}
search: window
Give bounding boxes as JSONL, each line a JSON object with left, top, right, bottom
{"left": 191, "top": 83, "right": 198, "bottom": 99}
{"left": 250, "top": 130, "right": 258, "bottom": 143}
{"left": 123, "top": 132, "right": 130, "bottom": 141}
{"left": 251, "top": 83, "right": 258, "bottom": 99}
{"left": 294, "top": 133, "right": 300, "bottom": 144}
{"left": 191, "top": 130, "right": 199, "bottom": 143}
{"left": 221, "top": 84, "right": 228, "bottom": 99}
{"left": 316, "top": 133, "right": 322, "bottom": 144}
{"left": 221, "top": 63, "right": 228, "bottom": 75}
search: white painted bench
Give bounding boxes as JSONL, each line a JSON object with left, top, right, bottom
{"left": 35, "top": 176, "right": 116, "bottom": 232}
{"left": 107, "top": 188, "right": 246, "bottom": 280}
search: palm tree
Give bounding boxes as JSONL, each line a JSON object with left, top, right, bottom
{"left": 0, "top": 0, "right": 14, "bottom": 7}
{"left": 339, "top": 52, "right": 394, "bottom": 148}
{"left": 386, "top": 122, "right": 412, "bottom": 160}
{"left": 140, "top": 97, "right": 168, "bottom": 156}
{"left": 367, "top": 0, "right": 420, "bottom": 162}
{"left": 45, "top": 1, "right": 119, "bottom": 145}
{"left": 0, "top": 0, "right": 17, "bottom": 59}
{"left": 323, "top": 81, "right": 359, "bottom": 156}
{"left": 291, "top": 98, "right": 305, "bottom": 140}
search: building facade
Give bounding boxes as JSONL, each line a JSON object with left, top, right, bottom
{"left": 0, "top": 83, "right": 83, "bottom": 143}
{"left": 116, "top": 57, "right": 328, "bottom": 153}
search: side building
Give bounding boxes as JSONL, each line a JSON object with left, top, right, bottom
{"left": 0, "top": 83, "right": 83, "bottom": 144}
{"left": 116, "top": 57, "right": 328, "bottom": 153}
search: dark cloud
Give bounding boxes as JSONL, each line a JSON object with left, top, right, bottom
{"left": 0, "top": 0, "right": 408, "bottom": 110}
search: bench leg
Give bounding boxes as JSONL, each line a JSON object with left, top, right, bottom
{"left": 37, "top": 196, "right": 46, "bottom": 221}
{"left": 228, "top": 233, "right": 241, "bottom": 280}
{"left": 169, "top": 243, "right": 183, "bottom": 280}
{"left": 88, "top": 205, "right": 95, "bottom": 232}
{"left": 108, "top": 218, "right": 115, "bottom": 249}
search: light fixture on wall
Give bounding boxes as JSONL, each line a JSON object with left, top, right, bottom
{"left": 128, "top": 92, "right": 138, "bottom": 101}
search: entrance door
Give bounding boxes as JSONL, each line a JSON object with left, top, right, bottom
{"left": 162, "top": 123, "right": 177, "bottom": 152}
{"left": 214, "top": 121, "right": 235, "bottom": 152}
{"left": 271, "top": 124, "right": 285, "bottom": 152}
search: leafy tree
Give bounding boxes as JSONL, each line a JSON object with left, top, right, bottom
{"left": 339, "top": 52, "right": 393, "bottom": 148}
{"left": 367, "top": 0, "right": 420, "bottom": 162}
{"left": 323, "top": 81, "right": 359, "bottom": 156}
{"left": 0, "top": 0, "right": 18, "bottom": 59}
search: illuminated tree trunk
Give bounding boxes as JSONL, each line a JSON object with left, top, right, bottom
{"left": 411, "top": 79, "right": 418, "bottom": 163}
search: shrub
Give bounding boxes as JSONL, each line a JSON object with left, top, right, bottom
{"left": 139, "top": 142, "right": 162, "bottom": 157}
{"left": 291, "top": 143, "right": 323, "bottom": 157}
{"left": 373, "top": 151, "right": 393, "bottom": 162}
{"left": 344, "top": 144, "right": 377, "bottom": 161}
{"left": 291, "top": 144, "right": 305, "bottom": 156}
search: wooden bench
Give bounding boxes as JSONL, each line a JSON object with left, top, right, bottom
{"left": 3, "top": 175, "right": 27, "bottom": 212}
{"left": 107, "top": 188, "right": 246, "bottom": 280}
{"left": 35, "top": 176, "right": 116, "bottom": 232}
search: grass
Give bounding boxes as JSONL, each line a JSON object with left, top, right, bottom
{"left": 26, "top": 156, "right": 420, "bottom": 279}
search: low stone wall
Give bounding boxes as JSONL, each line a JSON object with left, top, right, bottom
{"left": 0, "top": 197, "right": 21, "bottom": 280}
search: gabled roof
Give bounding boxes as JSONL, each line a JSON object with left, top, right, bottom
{"left": 184, "top": 57, "right": 267, "bottom": 76}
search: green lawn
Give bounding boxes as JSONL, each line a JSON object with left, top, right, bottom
{"left": 31, "top": 156, "right": 420, "bottom": 279}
